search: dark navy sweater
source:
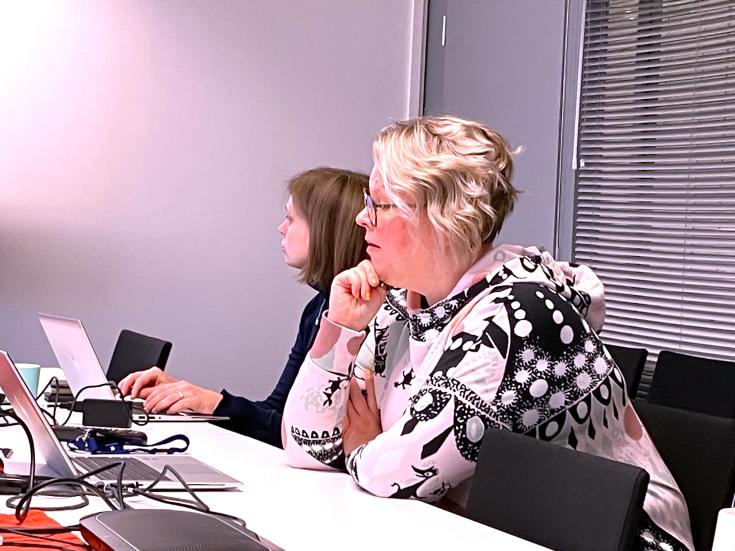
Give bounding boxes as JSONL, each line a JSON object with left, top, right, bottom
{"left": 213, "top": 291, "right": 327, "bottom": 447}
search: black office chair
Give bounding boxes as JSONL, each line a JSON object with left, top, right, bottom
{"left": 466, "top": 428, "right": 649, "bottom": 551}
{"left": 605, "top": 343, "right": 648, "bottom": 398}
{"left": 106, "top": 329, "right": 172, "bottom": 384}
{"left": 647, "top": 350, "right": 735, "bottom": 418}
{"left": 634, "top": 399, "right": 735, "bottom": 551}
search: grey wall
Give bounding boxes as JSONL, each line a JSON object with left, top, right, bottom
{"left": 0, "top": 0, "right": 416, "bottom": 397}
{"left": 423, "top": 0, "right": 567, "bottom": 253}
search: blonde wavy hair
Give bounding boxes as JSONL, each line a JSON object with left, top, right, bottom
{"left": 372, "top": 115, "right": 518, "bottom": 264}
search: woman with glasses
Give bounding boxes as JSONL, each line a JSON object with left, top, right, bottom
{"left": 283, "top": 117, "right": 692, "bottom": 551}
{"left": 119, "top": 167, "right": 368, "bottom": 448}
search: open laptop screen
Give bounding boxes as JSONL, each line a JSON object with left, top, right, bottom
{"left": 38, "top": 314, "right": 116, "bottom": 401}
{"left": 0, "top": 350, "right": 79, "bottom": 478}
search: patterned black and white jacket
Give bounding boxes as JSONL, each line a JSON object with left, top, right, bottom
{"left": 283, "top": 245, "right": 693, "bottom": 551}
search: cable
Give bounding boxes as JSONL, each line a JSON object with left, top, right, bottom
{"left": 0, "top": 408, "right": 37, "bottom": 506}
{"left": 11, "top": 460, "right": 131, "bottom": 521}
{"left": 0, "top": 527, "right": 87, "bottom": 550}
{"left": 110, "top": 382, "right": 150, "bottom": 427}
{"left": 36, "top": 376, "right": 62, "bottom": 426}
{"left": 6, "top": 487, "right": 90, "bottom": 515}
{"left": 134, "top": 465, "right": 209, "bottom": 511}
{"left": 130, "top": 408, "right": 150, "bottom": 425}
{"left": 36, "top": 376, "right": 59, "bottom": 402}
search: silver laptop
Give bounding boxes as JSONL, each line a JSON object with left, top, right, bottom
{"left": 0, "top": 350, "right": 240, "bottom": 490}
{"left": 38, "top": 313, "right": 226, "bottom": 422}
{"left": 38, "top": 313, "right": 117, "bottom": 401}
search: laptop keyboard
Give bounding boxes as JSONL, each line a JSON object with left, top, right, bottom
{"left": 74, "top": 456, "right": 171, "bottom": 482}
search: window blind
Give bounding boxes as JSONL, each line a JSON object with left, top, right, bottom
{"left": 574, "top": 0, "right": 735, "bottom": 395}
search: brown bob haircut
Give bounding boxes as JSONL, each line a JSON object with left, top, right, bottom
{"left": 288, "top": 167, "right": 368, "bottom": 291}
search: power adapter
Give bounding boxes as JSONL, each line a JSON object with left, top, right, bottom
{"left": 81, "top": 399, "right": 131, "bottom": 428}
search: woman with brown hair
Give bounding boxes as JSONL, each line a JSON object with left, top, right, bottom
{"left": 119, "top": 167, "right": 368, "bottom": 447}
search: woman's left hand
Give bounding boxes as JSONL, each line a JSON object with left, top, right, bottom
{"left": 343, "top": 370, "right": 382, "bottom": 455}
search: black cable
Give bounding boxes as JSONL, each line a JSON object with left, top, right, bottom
{"left": 36, "top": 376, "right": 61, "bottom": 426}
{"left": 130, "top": 408, "right": 150, "bottom": 425}
{"left": 0, "top": 405, "right": 92, "bottom": 520}
{"left": 0, "top": 408, "right": 88, "bottom": 545}
{"left": 6, "top": 487, "right": 90, "bottom": 515}
{"left": 130, "top": 465, "right": 248, "bottom": 525}
{"left": 0, "top": 525, "right": 81, "bottom": 534}
{"left": 112, "top": 458, "right": 127, "bottom": 509}
{"left": 12, "top": 460, "right": 131, "bottom": 521}
{"left": 0, "top": 408, "right": 19, "bottom": 427}
{"left": 35, "top": 375, "right": 59, "bottom": 402}
{"left": 0, "top": 408, "right": 36, "bottom": 505}
{"left": 0, "top": 540, "right": 83, "bottom": 551}
{"left": 142, "top": 464, "right": 206, "bottom": 508}
{"left": 110, "top": 382, "right": 150, "bottom": 427}
{"left": 0, "top": 526, "right": 87, "bottom": 550}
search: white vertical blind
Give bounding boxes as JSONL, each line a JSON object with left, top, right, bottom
{"left": 574, "top": 0, "right": 735, "bottom": 394}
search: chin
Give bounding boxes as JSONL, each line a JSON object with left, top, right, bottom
{"left": 283, "top": 257, "right": 297, "bottom": 269}
{"left": 286, "top": 258, "right": 307, "bottom": 270}
{"left": 372, "top": 264, "right": 393, "bottom": 287}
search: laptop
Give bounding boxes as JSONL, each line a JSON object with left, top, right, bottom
{"left": 38, "top": 313, "right": 227, "bottom": 422}
{"left": 0, "top": 350, "right": 241, "bottom": 490}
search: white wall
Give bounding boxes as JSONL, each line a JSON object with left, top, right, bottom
{"left": 0, "top": 0, "right": 415, "bottom": 396}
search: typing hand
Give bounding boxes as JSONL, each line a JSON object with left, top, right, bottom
{"left": 327, "top": 260, "right": 387, "bottom": 332}
{"left": 143, "top": 380, "right": 223, "bottom": 415}
{"left": 119, "top": 366, "right": 176, "bottom": 399}
{"left": 343, "top": 370, "right": 382, "bottom": 456}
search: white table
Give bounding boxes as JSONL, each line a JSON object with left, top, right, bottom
{"left": 1, "top": 415, "right": 547, "bottom": 550}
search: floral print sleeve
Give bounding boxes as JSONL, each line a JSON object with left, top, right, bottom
{"left": 283, "top": 313, "right": 373, "bottom": 470}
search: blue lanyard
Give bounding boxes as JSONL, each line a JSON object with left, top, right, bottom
{"left": 68, "top": 433, "right": 190, "bottom": 455}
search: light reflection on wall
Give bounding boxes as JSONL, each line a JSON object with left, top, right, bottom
{"left": 0, "top": 1, "right": 121, "bottom": 227}
{"left": 0, "top": 1, "right": 59, "bottom": 97}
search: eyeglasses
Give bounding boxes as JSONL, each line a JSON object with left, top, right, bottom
{"left": 363, "top": 189, "right": 398, "bottom": 227}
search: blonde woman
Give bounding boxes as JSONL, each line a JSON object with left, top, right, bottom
{"left": 283, "top": 117, "right": 693, "bottom": 551}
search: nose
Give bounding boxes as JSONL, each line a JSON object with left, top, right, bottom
{"left": 277, "top": 220, "right": 287, "bottom": 236}
{"left": 355, "top": 207, "right": 371, "bottom": 229}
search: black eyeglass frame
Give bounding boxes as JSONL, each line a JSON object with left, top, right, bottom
{"left": 363, "top": 189, "right": 398, "bottom": 227}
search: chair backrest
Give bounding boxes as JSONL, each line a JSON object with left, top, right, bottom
{"left": 648, "top": 350, "right": 735, "bottom": 418}
{"left": 634, "top": 399, "right": 735, "bottom": 551}
{"left": 106, "top": 329, "right": 172, "bottom": 384}
{"left": 606, "top": 343, "right": 648, "bottom": 398}
{"left": 466, "top": 428, "right": 649, "bottom": 551}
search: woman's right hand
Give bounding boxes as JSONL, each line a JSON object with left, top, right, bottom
{"left": 328, "top": 259, "right": 387, "bottom": 331}
{"left": 118, "top": 366, "right": 177, "bottom": 399}
{"left": 142, "top": 380, "right": 223, "bottom": 414}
